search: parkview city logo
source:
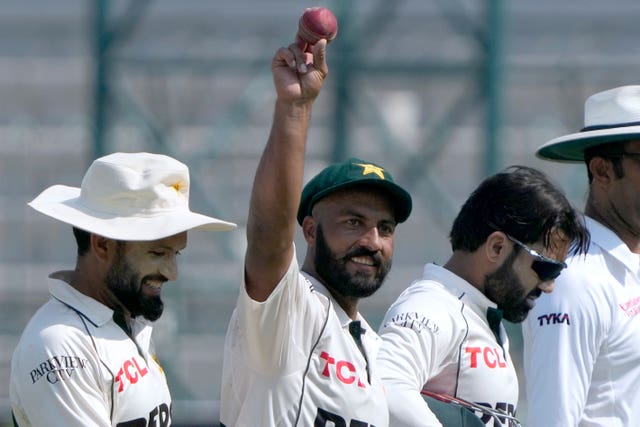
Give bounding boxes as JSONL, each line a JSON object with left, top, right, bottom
{"left": 30, "top": 355, "right": 90, "bottom": 384}
{"left": 384, "top": 312, "right": 440, "bottom": 335}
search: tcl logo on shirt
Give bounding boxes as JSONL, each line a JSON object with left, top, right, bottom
{"left": 115, "top": 356, "right": 149, "bottom": 392}
{"left": 319, "top": 351, "right": 367, "bottom": 388}
{"left": 465, "top": 347, "right": 507, "bottom": 369}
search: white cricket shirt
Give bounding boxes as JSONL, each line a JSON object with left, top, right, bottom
{"left": 522, "top": 217, "right": 640, "bottom": 426}
{"left": 377, "top": 263, "right": 519, "bottom": 427}
{"left": 10, "top": 275, "right": 172, "bottom": 426}
{"left": 220, "top": 251, "right": 388, "bottom": 427}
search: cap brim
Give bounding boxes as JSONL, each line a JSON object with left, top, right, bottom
{"left": 29, "top": 185, "right": 236, "bottom": 241}
{"left": 305, "top": 179, "right": 412, "bottom": 224}
{"left": 536, "top": 126, "right": 640, "bottom": 162}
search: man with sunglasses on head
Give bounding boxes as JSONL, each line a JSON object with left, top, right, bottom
{"left": 522, "top": 85, "right": 640, "bottom": 427}
{"left": 377, "top": 165, "right": 589, "bottom": 426}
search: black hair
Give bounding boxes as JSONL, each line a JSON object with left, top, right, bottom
{"left": 73, "top": 227, "right": 91, "bottom": 256}
{"left": 449, "top": 165, "right": 590, "bottom": 255}
{"left": 583, "top": 141, "right": 626, "bottom": 183}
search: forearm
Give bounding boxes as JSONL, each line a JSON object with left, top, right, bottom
{"left": 244, "top": 39, "right": 327, "bottom": 301}
{"left": 247, "top": 99, "right": 312, "bottom": 248}
{"left": 245, "top": 100, "right": 314, "bottom": 300}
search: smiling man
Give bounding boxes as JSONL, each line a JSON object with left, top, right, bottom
{"left": 376, "top": 166, "right": 589, "bottom": 426}
{"left": 9, "top": 152, "right": 236, "bottom": 426}
{"left": 219, "top": 35, "right": 412, "bottom": 426}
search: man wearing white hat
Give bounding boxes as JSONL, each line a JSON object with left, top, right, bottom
{"left": 9, "top": 152, "right": 236, "bottom": 426}
{"left": 522, "top": 86, "right": 640, "bottom": 426}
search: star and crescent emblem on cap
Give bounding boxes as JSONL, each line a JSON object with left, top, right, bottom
{"left": 171, "top": 180, "right": 186, "bottom": 193}
{"left": 355, "top": 163, "right": 386, "bottom": 179}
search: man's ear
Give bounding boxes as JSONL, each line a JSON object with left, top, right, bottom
{"left": 484, "top": 231, "right": 509, "bottom": 264}
{"left": 301, "top": 216, "right": 317, "bottom": 245}
{"left": 588, "top": 156, "right": 614, "bottom": 186}
{"left": 90, "top": 234, "right": 118, "bottom": 263}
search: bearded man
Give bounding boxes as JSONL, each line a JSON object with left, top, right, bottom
{"left": 376, "top": 165, "right": 590, "bottom": 427}
{"left": 10, "top": 152, "right": 236, "bottom": 426}
{"left": 219, "top": 35, "right": 412, "bottom": 427}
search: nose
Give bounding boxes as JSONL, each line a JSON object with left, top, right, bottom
{"left": 159, "top": 256, "right": 179, "bottom": 281}
{"left": 359, "top": 226, "right": 383, "bottom": 251}
{"left": 538, "top": 280, "right": 555, "bottom": 294}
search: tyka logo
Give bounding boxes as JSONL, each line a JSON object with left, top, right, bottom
{"left": 537, "top": 312, "right": 570, "bottom": 326}
{"left": 30, "top": 355, "right": 89, "bottom": 385}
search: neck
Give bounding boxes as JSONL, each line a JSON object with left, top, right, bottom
{"left": 585, "top": 196, "right": 640, "bottom": 254}
{"left": 443, "top": 252, "right": 485, "bottom": 291}
{"left": 301, "top": 267, "right": 360, "bottom": 320}
{"left": 328, "top": 291, "right": 359, "bottom": 320}
{"left": 64, "top": 265, "right": 133, "bottom": 323}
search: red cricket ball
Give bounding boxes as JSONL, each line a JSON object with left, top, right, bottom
{"left": 297, "top": 7, "right": 338, "bottom": 46}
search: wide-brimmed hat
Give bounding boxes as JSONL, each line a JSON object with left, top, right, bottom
{"left": 296, "top": 157, "right": 412, "bottom": 225}
{"left": 537, "top": 85, "right": 640, "bottom": 162}
{"left": 29, "top": 152, "right": 236, "bottom": 240}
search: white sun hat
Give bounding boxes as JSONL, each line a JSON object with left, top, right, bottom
{"left": 537, "top": 85, "right": 640, "bottom": 162}
{"left": 28, "top": 152, "right": 236, "bottom": 240}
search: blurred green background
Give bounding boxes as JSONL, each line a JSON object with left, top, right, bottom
{"left": 2, "top": 0, "right": 639, "bottom": 425}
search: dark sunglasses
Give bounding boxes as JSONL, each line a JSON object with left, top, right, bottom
{"left": 506, "top": 234, "right": 567, "bottom": 282}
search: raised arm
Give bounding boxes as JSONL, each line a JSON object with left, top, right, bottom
{"left": 244, "top": 39, "right": 328, "bottom": 301}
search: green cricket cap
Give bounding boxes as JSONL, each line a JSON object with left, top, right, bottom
{"left": 297, "top": 157, "right": 412, "bottom": 225}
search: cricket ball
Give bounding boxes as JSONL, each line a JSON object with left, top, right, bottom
{"left": 297, "top": 7, "right": 338, "bottom": 46}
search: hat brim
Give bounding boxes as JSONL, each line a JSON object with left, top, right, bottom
{"left": 301, "top": 179, "right": 412, "bottom": 225}
{"left": 29, "top": 185, "right": 236, "bottom": 241}
{"left": 536, "top": 126, "right": 640, "bottom": 162}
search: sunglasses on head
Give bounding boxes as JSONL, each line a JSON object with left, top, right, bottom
{"left": 505, "top": 234, "right": 567, "bottom": 282}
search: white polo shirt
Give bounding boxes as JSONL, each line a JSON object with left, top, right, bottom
{"left": 522, "top": 217, "right": 640, "bottom": 426}
{"left": 220, "top": 252, "right": 389, "bottom": 427}
{"left": 377, "top": 263, "right": 519, "bottom": 427}
{"left": 10, "top": 275, "right": 172, "bottom": 427}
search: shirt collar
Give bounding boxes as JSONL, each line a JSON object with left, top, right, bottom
{"left": 301, "top": 271, "right": 373, "bottom": 331}
{"left": 422, "top": 263, "right": 499, "bottom": 316}
{"left": 48, "top": 271, "right": 115, "bottom": 327}
{"left": 586, "top": 216, "right": 640, "bottom": 273}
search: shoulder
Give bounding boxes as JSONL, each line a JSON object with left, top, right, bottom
{"left": 540, "top": 250, "right": 619, "bottom": 312}
{"left": 380, "top": 279, "right": 465, "bottom": 340}
{"left": 13, "top": 300, "right": 100, "bottom": 364}
{"left": 386, "top": 279, "right": 463, "bottom": 314}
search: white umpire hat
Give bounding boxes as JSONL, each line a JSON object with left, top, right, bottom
{"left": 537, "top": 85, "right": 640, "bottom": 162}
{"left": 28, "top": 152, "right": 236, "bottom": 240}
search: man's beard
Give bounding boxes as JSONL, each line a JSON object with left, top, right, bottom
{"left": 484, "top": 249, "right": 540, "bottom": 323}
{"left": 314, "top": 225, "right": 391, "bottom": 298}
{"left": 105, "top": 244, "right": 165, "bottom": 322}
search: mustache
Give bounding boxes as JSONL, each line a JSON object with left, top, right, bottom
{"left": 342, "top": 247, "right": 383, "bottom": 265}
